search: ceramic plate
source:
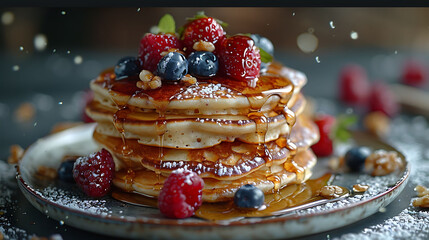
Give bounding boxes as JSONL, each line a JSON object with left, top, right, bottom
{"left": 17, "top": 123, "right": 409, "bottom": 239}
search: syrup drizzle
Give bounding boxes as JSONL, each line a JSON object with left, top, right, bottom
{"left": 110, "top": 174, "right": 342, "bottom": 221}
{"left": 100, "top": 63, "right": 304, "bottom": 192}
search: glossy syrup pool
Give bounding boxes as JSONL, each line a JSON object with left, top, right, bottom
{"left": 110, "top": 173, "right": 337, "bottom": 221}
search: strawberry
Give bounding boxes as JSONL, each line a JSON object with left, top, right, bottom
{"left": 311, "top": 114, "right": 336, "bottom": 157}
{"left": 368, "top": 82, "right": 399, "bottom": 117}
{"left": 182, "top": 16, "right": 225, "bottom": 54}
{"left": 218, "top": 35, "right": 261, "bottom": 81}
{"left": 402, "top": 60, "right": 427, "bottom": 87}
{"left": 339, "top": 64, "right": 370, "bottom": 105}
{"left": 138, "top": 33, "right": 182, "bottom": 73}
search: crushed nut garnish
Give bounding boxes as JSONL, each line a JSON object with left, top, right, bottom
{"left": 413, "top": 185, "right": 429, "bottom": 208}
{"left": 181, "top": 74, "right": 197, "bottom": 85}
{"left": 365, "top": 150, "right": 404, "bottom": 176}
{"left": 193, "top": 40, "right": 215, "bottom": 52}
{"left": 328, "top": 156, "right": 345, "bottom": 171}
{"left": 148, "top": 76, "right": 162, "bottom": 89}
{"left": 8, "top": 144, "right": 24, "bottom": 164}
{"left": 319, "top": 185, "right": 347, "bottom": 199}
{"left": 413, "top": 195, "right": 429, "bottom": 208}
{"left": 353, "top": 184, "right": 369, "bottom": 193}
{"left": 14, "top": 102, "right": 36, "bottom": 122}
{"left": 35, "top": 166, "right": 58, "bottom": 180}
{"left": 415, "top": 185, "right": 429, "bottom": 197}
{"left": 137, "top": 71, "right": 162, "bottom": 90}
{"left": 364, "top": 111, "right": 390, "bottom": 138}
{"left": 139, "top": 70, "right": 154, "bottom": 82}
{"left": 160, "top": 48, "right": 185, "bottom": 57}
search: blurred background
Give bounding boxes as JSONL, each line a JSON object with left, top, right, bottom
{"left": 1, "top": 7, "right": 429, "bottom": 152}
{"left": 1, "top": 8, "right": 429, "bottom": 93}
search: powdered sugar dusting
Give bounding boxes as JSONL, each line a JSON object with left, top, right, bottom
{"left": 334, "top": 115, "right": 429, "bottom": 240}
{"left": 173, "top": 83, "right": 240, "bottom": 100}
{"left": 0, "top": 161, "right": 31, "bottom": 240}
{"left": 34, "top": 186, "right": 109, "bottom": 216}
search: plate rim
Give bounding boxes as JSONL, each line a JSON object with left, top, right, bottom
{"left": 17, "top": 123, "right": 410, "bottom": 228}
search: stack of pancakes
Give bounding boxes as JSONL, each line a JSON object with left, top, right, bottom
{"left": 86, "top": 62, "right": 319, "bottom": 202}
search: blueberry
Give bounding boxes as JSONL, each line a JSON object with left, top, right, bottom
{"left": 157, "top": 52, "right": 188, "bottom": 81}
{"left": 58, "top": 160, "right": 76, "bottom": 183}
{"left": 345, "top": 147, "right": 371, "bottom": 172}
{"left": 188, "top": 51, "right": 219, "bottom": 77}
{"left": 115, "top": 56, "right": 141, "bottom": 80}
{"left": 250, "top": 34, "right": 274, "bottom": 56}
{"left": 234, "top": 184, "right": 265, "bottom": 209}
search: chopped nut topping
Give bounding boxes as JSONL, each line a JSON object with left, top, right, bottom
{"left": 181, "top": 74, "right": 197, "bottom": 85}
{"left": 353, "top": 184, "right": 369, "bottom": 193}
{"left": 193, "top": 40, "right": 215, "bottom": 52}
{"left": 137, "top": 74, "right": 162, "bottom": 90}
{"left": 160, "top": 48, "right": 185, "bottom": 57}
{"left": 364, "top": 150, "right": 404, "bottom": 176}
{"left": 139, "top": 70, "right": 154, "bottom": 82}
{"left": 319, "top": 185, "right": 347, "bottom": 199}
{"left": 364, "top": 112, "right": 390, "bottom": 138}
{"left": 35, "top": 166, "right": 58, "bottom": 180}
{"left": 328, "top": 156, "right": 345, "bottom": 171}
{"left": 8, "top": 144, "right": 24, "bottom": 164}
{"left": 415, "top": 185, "right": 429, "bottom": 197}
{"left": 14, "top": 102, "right": 36, "bottom": 122}
{"left": 413, "top": 185, "right": 429, "bottom": 208}
{"left": 413, "top": 195, "right": 429, "bottom": 208}
{"left": 149, "top": 77, "right": 162, "bottom": 89}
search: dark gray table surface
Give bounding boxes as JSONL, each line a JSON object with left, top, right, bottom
{"left": 1, "top": 49, "right": 429, "bottom": 239}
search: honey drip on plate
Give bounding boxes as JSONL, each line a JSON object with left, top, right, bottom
{"left": 111, "top": 174, "right": 338, "bottom": 221}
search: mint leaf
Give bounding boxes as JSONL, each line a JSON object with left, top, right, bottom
{"left": 259, "top": 47, "right": 273, "bottom": 63}
{"left": 331, "top": 114, "right": 358, "bottom": 143}
{"left": 158, "top": 14, "right": 175, "bottom": 34}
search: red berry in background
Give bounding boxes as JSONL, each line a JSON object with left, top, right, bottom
{"left": 138, "top": 33, "right": 182, "bottom": 73}
{"left": 73, "top": 149, "right": 115, "bottom": 198}
{"left": 158, "top": 169, "right": 204, "bottom": 219}
{"left": 402, "top": 60, "right": 427, "bottom": 87}
{"left": 369, "top": 82, "right": 399, "bottom": 117}
{"left": 182, "top": 17, "right": 225, "bottom": 54}
{"left": 311, "top": 114, "right": 336, "bottom": 157}
{"left": 339, "top": 64, "right": 370, "bottom": 105}
{"left": 82, "top": 90, "right": 94, "bottom": 123}
{"left": 218, "top": 35, "right": 261, "bottom": 81}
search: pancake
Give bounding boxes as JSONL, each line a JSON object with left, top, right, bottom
{"left": 113, "top": 149, "right": 316, "bottom": 202}
{"left": 88, "top": 60, "right": 319, "bottom": 202}
{"left": 86, "top": 93, "right": 306, "bottom": 149}
{"left": 91, "top": 63, "right": 306, "bottom": 115}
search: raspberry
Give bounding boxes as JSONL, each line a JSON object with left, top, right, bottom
{"left": 368, "top": 82, "right": 399, "bottom": 117}
{"left": 311, "top": 114, "right": 336, "bottom": 157}
{"left": 339, "top": 64, "right": 370, "bottom": 105}
{"left": 402, "top": 60, "right": 427, "bottom": 87}
{"left": 73, "top": 149, "right": 115, "bottom": 197}
{"left": 138, "top": 33, "right": 182, "bottom": 73}
{"left": 218, "top": 35, "right": 261, "bottom": 81}
{"left": 182, "top": 17, "right": 225, "bottom": 54}
{"left": 158, "top": 169, "right": 204, "bottom": 219}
